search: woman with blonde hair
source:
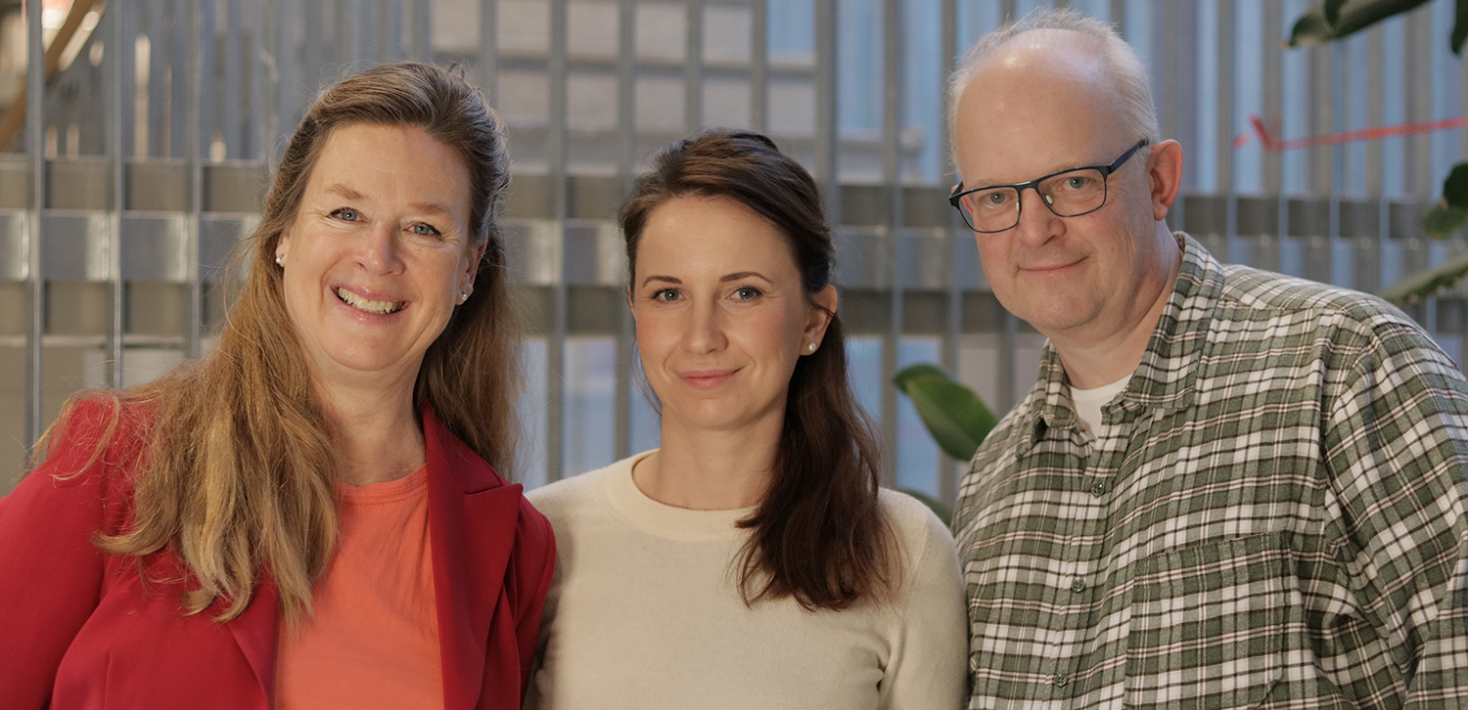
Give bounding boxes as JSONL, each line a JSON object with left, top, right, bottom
{"left": 527, "top": 129, "right": 967, "bottom": 709}
{"left": 0, "top": 62, "right": 554, "bottom": 710}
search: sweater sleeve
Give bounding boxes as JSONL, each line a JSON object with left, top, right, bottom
{"left": 0, "top": 398, "right": 134, "bottom": 710}
{"left": 877, "top": 496, "right": 969, "bottom": 710}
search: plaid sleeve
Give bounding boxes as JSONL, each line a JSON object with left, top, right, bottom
{"left": 1322, "top": 315, "right": 1468, "bottom": 708}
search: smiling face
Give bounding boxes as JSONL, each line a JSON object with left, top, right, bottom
{"left": 276, "top": 123, "right": 483, "bottom": 392}
{"left": 632, "top": 194, "right": 835, "bottom": 436}
{"left": 953, "top": 37, "right": 1175, "bottom": 347}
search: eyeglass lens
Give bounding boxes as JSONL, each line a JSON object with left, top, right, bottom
{"left": 957, "top": 167, "right": 1109, "bottom": 233}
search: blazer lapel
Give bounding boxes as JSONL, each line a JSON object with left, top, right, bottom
{"left": 225, "top": 575, "right": 280, "bottom": 707}
{"left": 423, "top": 406, "right": 522, "bottom": 710}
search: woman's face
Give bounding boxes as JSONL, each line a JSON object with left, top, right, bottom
{"left": 631, "top": 194, "right": 835, "bottom": 436}
{"left": 276, "top": 123, "right": 483, "bottom": 392}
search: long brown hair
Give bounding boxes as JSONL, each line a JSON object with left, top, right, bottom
{"left": 39, "top": 62, "right": 521, "bottom": 624}
{"left": 619, "top": 129, "right": 895, "bottom": 611}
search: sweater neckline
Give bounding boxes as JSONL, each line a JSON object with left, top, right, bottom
{"left": 603, "top": 450, "right": 758, "bottom": 540}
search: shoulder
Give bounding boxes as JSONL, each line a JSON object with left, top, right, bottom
{"left": 1219, "top": 265, "right": 1426, "bottom": 342}
{"left": 525, "top": 455, "right": 637, "bottom": 529}
{"left": 28, "top": 394, "right": 154, "bottom": 493}
{"left": 877, "top": 489, "right": 957, "bottom": 576}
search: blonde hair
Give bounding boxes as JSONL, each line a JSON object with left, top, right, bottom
{"left": 42, "top": 62, "right": 521, "bottom": 624}
{"left": 946, "top": 8, "right": 1159, "bottom": 180}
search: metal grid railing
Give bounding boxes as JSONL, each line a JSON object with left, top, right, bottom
{"left": 2, "top": 0, "right": 1467, "bottom": 500}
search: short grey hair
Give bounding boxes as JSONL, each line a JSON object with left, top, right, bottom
{"left": 946, "top": 8, "right": 1160, "bottom": 178}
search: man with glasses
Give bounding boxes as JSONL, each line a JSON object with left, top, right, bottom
{"left": 948, "top": 10, "right": 1468, "bottom": 710}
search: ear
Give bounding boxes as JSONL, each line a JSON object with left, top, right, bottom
{"left": 804, "top": 285, "right": 838, "bottom": 347}
{"left": 460, "top": 240, "right": 488, "bottom": 294}
{"left": 1145, "top": 139, "right": 1184, "bottom": 222}
{"left": 276, "top": 224, "right": 294, "bottom": 261}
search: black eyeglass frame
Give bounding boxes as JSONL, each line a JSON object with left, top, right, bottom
{"left": 949, "top": 138, "right": 1151, "bottom": 233}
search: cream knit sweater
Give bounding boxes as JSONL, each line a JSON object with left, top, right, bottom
{"left": 525, "top": 450, "right": 968, "bottom": 710}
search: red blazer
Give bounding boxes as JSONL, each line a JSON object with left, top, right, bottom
{"left": 0, "top": 398, "right": 556, "bottom": 710}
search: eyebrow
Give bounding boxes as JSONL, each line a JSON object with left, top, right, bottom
{"left": 639, "top": 272, "right": 773, "bottom": 288}
{"left": 324, "top": 183, "right": 456, "bottom": 219}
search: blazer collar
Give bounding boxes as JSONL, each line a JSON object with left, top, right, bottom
{"left": 422, "top": 404, "right": 524, "bottom": 710}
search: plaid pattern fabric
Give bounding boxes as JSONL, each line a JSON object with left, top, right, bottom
{"left": 953, "top": 233, "right": 1468, "bottom": 709}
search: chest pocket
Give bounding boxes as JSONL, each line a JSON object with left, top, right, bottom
{"left": 1125, "top": 531, "right": 1288, "bottom": 709}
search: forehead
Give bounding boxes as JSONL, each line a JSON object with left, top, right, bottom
{"left": 306, "top": 123, "right": 471, "bottom": 210}
{"left": 635, "top": 195, "right": 799, "bottom": 277}
{"left": 953, "top": 39, "right": 1131, "bottom": 185}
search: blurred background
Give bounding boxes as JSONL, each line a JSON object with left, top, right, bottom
{"left": 2, "top": 0, "right": 1466, "bottom": 505}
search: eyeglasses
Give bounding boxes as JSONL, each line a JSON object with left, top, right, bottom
{"left": 949, "top": 139, "right": 1150, "bottom": 233}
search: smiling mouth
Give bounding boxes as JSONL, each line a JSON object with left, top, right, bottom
{"left": 336, "top": 287, "right": 406, "bottom": 315}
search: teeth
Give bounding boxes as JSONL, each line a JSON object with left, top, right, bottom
{"left": 336, "top": 288, "right": 403, "bottom": 315}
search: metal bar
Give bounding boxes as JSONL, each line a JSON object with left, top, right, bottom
{"left": 546, "top": 0, "right": 570, "bottom": 483}
{"left": 249, "top": 0, "right": 267, "bottom": 160}
{"left": 685, "top": 0, "right": 704, "bottom": 133}
{"left": 274, "top": 0, "right": 297, "bottom": 165}
{"left": 880, "top": 0, "right": 902, "bottom": 489}
{"left": 814, "top": 0, "right": 838, "bottom": 218}
{"left": 25, "top": 0, "right": 47, "bottom": 451}
{"left": 410, "top": 0, "right": 430, "bottom": 61}
{"left": 186, "top": 0, "right": 204, "bottom": 359}
{"left": 107, "top": 0, "right": 126, "bottom": 389}
{"left": 1365, "top": 21, "right": 1383, "bottom": 196}
{"left": 940, "top": 0, "right": 960, "bottom": 504}
{"left": 147, "top": 0, "right": 166, "bottom": 157}
{"left": 169, "top": 0, "right": 187, "bottom": 159}
{"left": 750, "top": 0, "right": 767, "bottom": 133}
{"left": 479, "top": 0, "right": 497, "bottom": 106}
{"left": 613, "top": 0, "right": 638, "bottom": 462}
{"left": 225, "top": 0, "right": 243, "bottom": 151}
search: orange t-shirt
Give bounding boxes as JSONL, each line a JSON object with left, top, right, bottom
{"left": 274, "top": 465, "right": 443, "bottom": 710}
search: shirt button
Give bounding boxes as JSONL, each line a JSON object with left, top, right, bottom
{"left": 1090, "top": 482, "right": 1107, "bottom": 497}
{"left": 1070, "top": 578, "right": 1086, "bottom": 593}
{"left": 1053, "top": 673, "right": 1069, "bottom": 688}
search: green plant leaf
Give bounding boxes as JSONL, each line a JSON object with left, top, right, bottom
{"left": 892, "top": 364, "right": 998, "bottom": 462}
{"left": 1455, "top": 0, "right": 1468, "bottom": 54}
{"left": 1444, "top": 163, "right": 1468, "bottom": 208}
{"left": 1325, "top": 0, "right": 1349, "bottom": 26}
{"left": 1378, "top": 250, "right": 1468, "bottom": 304}
{"left": 1289, "top": 0, "right": 1432, "bottom": 47}
{"left": 897, "top": 488, "right": 953, "bottom": 526}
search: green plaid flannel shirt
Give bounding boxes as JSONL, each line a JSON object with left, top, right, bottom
{"left": 953, "top": 233, "right": 1468, "bottom": 709}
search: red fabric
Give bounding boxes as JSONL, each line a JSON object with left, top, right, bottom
{"left": 0, "top": 398, "right": 556, "bottom": 710}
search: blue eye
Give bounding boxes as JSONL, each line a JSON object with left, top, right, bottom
{"left": 410, "top": 223, "right": 441, "bottom": 236}
{"left": 331, "top": 208, "right": 360, "bottom": 222}
{"left": 734, "top": 286, "right": 762, "bottom": 300}
{"left": 652, "top": 288, "right": 680, "bottom": 302}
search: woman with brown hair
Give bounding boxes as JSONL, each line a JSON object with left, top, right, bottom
{"left": 0, "top": 62, "right": 554, "bottom": 710}
{"left": 526, "top": 129, "right": 966, "bottom": 709}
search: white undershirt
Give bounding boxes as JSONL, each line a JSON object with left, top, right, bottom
{"left": 1069, "top": 375, "right": 1131, "bottom": 435}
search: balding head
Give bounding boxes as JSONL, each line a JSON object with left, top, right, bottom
{"left": 947, "top": 10, "right": 1158, "bottom": 183}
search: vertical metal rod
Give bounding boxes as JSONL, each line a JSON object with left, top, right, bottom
{"left": 939, "top": 0, "right": 960, "bottom": 504}
{"left": 185, "top": 0, "right": 204, "bottom": 359}
{"left": 479, "top": 0, "right": 497, "bottom": 106}
{"left": 546, "top": 0, "right": 570, "bottom": 482}
{"left": 879, "top": 0, "right": 902, "bottom": 489}
{"left": 249, "top": 0, "right": 268, "bottom": 160}
{"left": 273, "top": 0, "right": 296, "bottom": 166}
{"left": 613, "top": 0, "right": 637, "bottom": 462}
{"left": 750, "top": 0, "right": 767, "bottom": 133}
{"left": 169, "top": 0, "right": 187, "bottom": 158}
{"left": 107, "top": 0, "right": 126, "bottom": 389}
{"left": 1219, "top": 0, "right": 1238, "bottom": 271}
{"left": 410, "top": 0, "right": 430, "bottom": 61}
{"left": 684, "top": 0, "right": 704, "bottom": 133}
{"left": 25, "top": 0, "right": 47, "bottom": 450}
{"left": 223, "top": 0, "right": 243, "bottom": 157}
{"left": 146, "top": 0, "right": 165, "bottom": 157}
{"left": 814, "top": 0, "right": 838, "bottom": 219}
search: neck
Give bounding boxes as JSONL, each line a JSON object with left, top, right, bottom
{"left": 637, "top": 411, "right": 784, "bottom": 510}
{"left": 315, "top": 372, "right": 426, "bottom": 486}
{"left": 1051, "top": 227, "right": 1183, "bottom": 389}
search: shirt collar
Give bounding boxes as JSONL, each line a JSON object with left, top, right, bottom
{"left": 1024, "top": 232, "right": 1221, "bottom": 445}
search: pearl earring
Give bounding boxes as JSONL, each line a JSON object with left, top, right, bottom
{"left": 460, "top": 292, "right": 469, "bottom": 303}
{"left": 275, "top": 254, "right": 283, "bottom": 266}
{"left": 808, "top": 343, "right": 817, "bottom": 352}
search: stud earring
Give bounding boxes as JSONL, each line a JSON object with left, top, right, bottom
{"left": 275, "top": 254, "right": 283, "bottom": 266}
{"left": 460, "top": 292, "right": 469, "bottom": 303}
{"left": 808, "top": 342, "right": 817, "bottom": 352}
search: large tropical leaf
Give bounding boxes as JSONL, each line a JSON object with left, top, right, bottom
{"left": 892, "top": 364, "right": 997, "bottom": 463}
{"left": 1289, "top": 0, "right": 1432, "bottom": 47}
{"left": 1378, "top": 250, "right": 1468, "bottom": 305}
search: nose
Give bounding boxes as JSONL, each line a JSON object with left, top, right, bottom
{"left": 1012, "top": 185, "right": 1061, "bottom": 247}
{"left": 357, "top": 222, "right": 405, "bottom": 275}
{"left": 682, "top": 299, "right": 727, "bottom": 355}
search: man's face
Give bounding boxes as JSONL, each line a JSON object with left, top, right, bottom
{"left": 953, "top": 41, "right": 1173, "bottom": 347}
